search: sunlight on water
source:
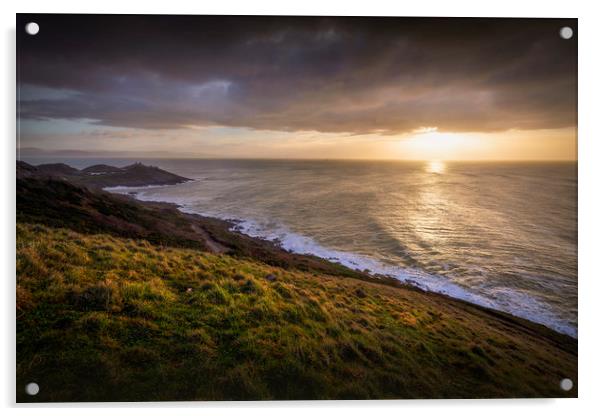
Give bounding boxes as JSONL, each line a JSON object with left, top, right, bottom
{"left": 426, "top": 160, "right": 445, "bottom": 174}
{"left": 412, "top": 170, "right": 448, "bottom": 246}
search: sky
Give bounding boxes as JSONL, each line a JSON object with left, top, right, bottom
{"left": 17, "top": 15, "right": 577, "bottom": 160}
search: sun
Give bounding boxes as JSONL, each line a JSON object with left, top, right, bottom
{"left": 399, "top": 128, "right": 482, "bottom": 160}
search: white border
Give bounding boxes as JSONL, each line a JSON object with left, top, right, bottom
{"left": 3, "top": 0, "right": 602, "bottom": 414}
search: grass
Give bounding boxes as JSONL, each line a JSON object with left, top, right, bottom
{"left": 16, "top": 223, "right": 577, "bottom": 401}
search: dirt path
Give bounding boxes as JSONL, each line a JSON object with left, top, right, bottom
{"left": 191, "top": 224, "right": 230, "bottom": 254}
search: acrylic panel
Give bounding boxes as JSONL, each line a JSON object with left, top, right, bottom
{"left": 16, "top": 14, "right": 577, "bottom": 402}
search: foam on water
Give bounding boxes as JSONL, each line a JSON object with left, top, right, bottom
{"left": 103, "top": 184, "right": 174, "bottom": 192}
{"left": 107, "top": 182, "right": 577, "bottom": 338}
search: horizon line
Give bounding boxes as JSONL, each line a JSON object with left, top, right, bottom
{"left": 17, "top": 156, "right": 578, "bottom": 163}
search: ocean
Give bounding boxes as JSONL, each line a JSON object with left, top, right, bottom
{"left": 28, "top": 158, "right": 578, "bottom": 337}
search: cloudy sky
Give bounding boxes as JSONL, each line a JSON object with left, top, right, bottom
{"left": 17, "top": 14, "right": 577, "bottom": 160}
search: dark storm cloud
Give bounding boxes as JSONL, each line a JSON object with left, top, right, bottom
{"left": 17, "top": 15, "right": 577, "bottom": 134}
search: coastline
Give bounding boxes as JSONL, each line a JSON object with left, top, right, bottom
{"left": 105, "top": 181, "right": 577, "bottom": 340}
{"left": 16, "top": 170, "right": 578, "bottom": 400}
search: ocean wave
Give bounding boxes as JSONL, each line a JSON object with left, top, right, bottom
{"left": 103, "top": 184, "right": 174, "bottom": 192}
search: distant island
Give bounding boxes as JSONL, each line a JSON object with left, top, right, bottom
{"left": 16, "top": 162, "right": 577, "bottom": 401}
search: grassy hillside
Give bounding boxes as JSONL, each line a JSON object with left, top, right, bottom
{"left": 17, "top": 223, "right": 577, "bottom": 401}
{"left": 17, "top": 176, "right": 210, "bottom": 251}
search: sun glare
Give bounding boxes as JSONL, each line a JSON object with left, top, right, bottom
{"left": 426, "top": 160, "right": 445, "bottom": 174}
{"left": 399, "top": 130, "right": 485, "bottom": 160}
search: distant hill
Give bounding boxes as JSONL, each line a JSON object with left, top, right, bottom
{"left": 16, "top": 161, "right": 38, "bottom": 178}
{"left": 16, "top": 161, "right": 191, "bottom": 188}
{"left": 81, "top": 164, "right": 125, "bottom": 174}
{"left": 79, "top": 162, "right": 190, "bottom": 188}
{"left": 36, "top": 163, "right": 81, "bottom": 177}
